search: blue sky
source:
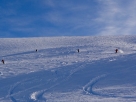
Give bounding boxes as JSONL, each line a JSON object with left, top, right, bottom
{"left": 0, "top": 0, "right": 136, "bottom": 37}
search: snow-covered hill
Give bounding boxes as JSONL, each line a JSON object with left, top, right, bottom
{"left": 0, "top": 36, "right": 136, "bottom": 102}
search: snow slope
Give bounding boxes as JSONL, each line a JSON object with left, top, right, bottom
{"left": 0, "top": 36, "right": 136, "bottom": 102}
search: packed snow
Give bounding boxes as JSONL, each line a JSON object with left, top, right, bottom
{"left": 0, "top": 36, "right": 136, "bottom": 102}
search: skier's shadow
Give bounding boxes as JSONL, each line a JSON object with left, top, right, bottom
{"left": 1, "top": 51, "right": 35, "bottom": 58}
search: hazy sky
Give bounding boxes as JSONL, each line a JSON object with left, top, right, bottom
{"left": 0, "top": 0, "right": 136, "bottom": 37}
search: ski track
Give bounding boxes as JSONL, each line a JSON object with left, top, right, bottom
{"left": 83, "top": 74, "right": 136, "bottom": 99}
{"left": 1, "top": 36, "right": 136, "bottom": 101}
{"left": 4, "top": 62, "right": 86, "bottom": 102}
{"left": 30, "top": 63, "right": 85, "bottom": 101}
{"left": 9, "top": 81, "right": 24, "bottom": 102}
{"left": 5, "top": 66, "right": 72, "bottom": 102}
{"left": 8, "top": 84, "right": 22, "bottom": 101}
{"left": 7, "top": 77, "right": 40, "bottom": 102}
{"left": 30, "top": 79, "right": 62, "bottom": 101}
{"left": 3, "top": 56, "right": 136, "bottom": 101}
{"left": 83, "top": 74, "right": 107, "bottom": 95}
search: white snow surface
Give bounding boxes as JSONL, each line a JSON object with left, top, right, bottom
{"left": 0, "top": 36, "right": 136, "bottom": 102}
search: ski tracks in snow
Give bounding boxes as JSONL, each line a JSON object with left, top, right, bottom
{"left": 30, "top": 63, "right": 86, "bottom": 101}
{"left": 83, "top": 74, "right": 136, "bottom": 99}
{"left": 8, "top": 77, "right": 39, "bottom": 102}
{"left": 8, "top": 80, "right": 26, "bottom": 102}
{"left": 83, "top": 74, "right": 106, "bottom": 95}
{"left": 9, "top": 82, "right": 19, "bottom": 102}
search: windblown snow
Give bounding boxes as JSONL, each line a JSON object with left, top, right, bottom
{"left": 0, "top": 36, "right": 136, "bottom": 102}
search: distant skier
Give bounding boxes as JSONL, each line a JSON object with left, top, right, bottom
{"left": 1, "top": 59, "right": 4, "bottom": 64}
{"left": 77, "top": 49, "right": 79, "bottom": 53}
{"left": 36, "top": 49, "right": 38, "bottom": 52}
{"left": 115, "top": 49, "right": 118, "bottom": 53}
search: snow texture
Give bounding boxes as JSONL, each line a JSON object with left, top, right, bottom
{"left": 0, "top": 36, "right": 136, "bottom": 102}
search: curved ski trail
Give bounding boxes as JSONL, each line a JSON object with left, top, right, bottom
{"left": 83, "top": 74, "right": 106, "bottom": 95}
{"left": 30, "top": 63, "right": 85, "bottom": 101}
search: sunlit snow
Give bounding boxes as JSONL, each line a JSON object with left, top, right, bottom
{"left": 0, "top": 36, "right": 136, "bottom": 102}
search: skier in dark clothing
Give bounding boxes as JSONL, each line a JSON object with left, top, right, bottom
{"left": 77, "top": 49, "right": 79, "bottom": 53}
{"left": 1, "top": 59, "right": 4, "bottom": 64}
{"left": 36, "top": 49, "right": 37, "bottom": 52}
{"left": 115, "top": 49, "right": 118, "bottom": 53}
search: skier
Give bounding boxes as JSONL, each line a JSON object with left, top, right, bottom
{"left": 1, "top": 59, "right": 4, "bottom": 64}
{"left": 77, "top": 49, "right": 79, "bottom": 53}
{"left": 115, "top": 49, "right": 118, "bottom": 53}
{"left": 36, "top": 49, "right": 37, "bottom": 52}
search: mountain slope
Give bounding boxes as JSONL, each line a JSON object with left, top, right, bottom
{"left": 0, "top": 36, "right": 136, "bottom": 102}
